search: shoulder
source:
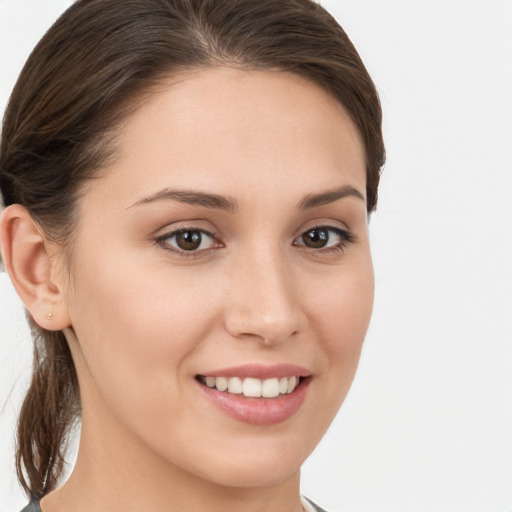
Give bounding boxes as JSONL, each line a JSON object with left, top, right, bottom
{"left": 302, "top": 496, "right": 330, "bottom": 512}
{"left": 19, "top": 498, "right": 41, "bottom": 512}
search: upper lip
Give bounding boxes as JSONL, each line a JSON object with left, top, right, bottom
{"left": 197, "top": 364, "right": 311, "bottom": 380}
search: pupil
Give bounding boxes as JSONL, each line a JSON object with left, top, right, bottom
{"left": 303, "top": 228, "right": 328, "bottom": 248}
{"left": 176, "top": 231, "right": 202, "bottom": 250}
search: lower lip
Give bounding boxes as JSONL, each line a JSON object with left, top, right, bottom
{"left": 196, "top": 378, "right": 310, "bottom": 425}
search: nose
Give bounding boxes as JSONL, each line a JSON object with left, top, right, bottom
{"left": 223, "top": 250, "right": 308, "bottom": 345}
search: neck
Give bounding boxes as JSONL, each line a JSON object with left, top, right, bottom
{"left": 41, "top": 406, "right": 303, "bottom": 512}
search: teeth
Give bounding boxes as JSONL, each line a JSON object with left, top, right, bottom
{"left": 228, "top": 377, "right": 243, "bottom": 394}
{"left": 287, "top": 376, "right": 297, "bottom": 394}
{"left": 203, "top": 375, "right": 301, "bottom": 397}
{"left": 243, "top": 378, "right": 262, "bottom": 397}
{"left": 215, "top": 377, "right": 228, "bottom": 391}
{"left": 261, "top": 378, "right": 280, "bottom": 398}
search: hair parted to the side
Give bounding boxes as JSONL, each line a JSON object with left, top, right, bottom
{"left": 0, "top": 0, "right": 385, "bottom": 498}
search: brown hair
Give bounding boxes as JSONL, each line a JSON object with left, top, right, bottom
{"left": 0, "top": 0, "right": 385, "bottom": 498}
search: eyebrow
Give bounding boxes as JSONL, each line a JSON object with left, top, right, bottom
{"left": 297, "top": 185, "right": 365, "bottom": 210}
{"left": 129, "top": 184, "right": 365, "bottom": 212}
{"left": 129, "top": 189, "right": 239, "bottom": 213}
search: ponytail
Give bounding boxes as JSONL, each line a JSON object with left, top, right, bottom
{"left": 15, "top": 325, "right": 80, "bottom": 498}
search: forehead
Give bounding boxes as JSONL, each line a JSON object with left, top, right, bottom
{"left": 89, "top": 68, "right": 366, "bottom": 207}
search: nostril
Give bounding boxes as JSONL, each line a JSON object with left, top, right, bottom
{"left": 223, "top": 267, "right": 308, "bottom": 344}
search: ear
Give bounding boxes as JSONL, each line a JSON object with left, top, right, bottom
{"left": 0, "top": 204, "right": 71, "bottom": 330}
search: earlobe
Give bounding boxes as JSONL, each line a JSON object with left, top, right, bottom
{"left": 0, "top": 204, "right": 71, "bottom": 330}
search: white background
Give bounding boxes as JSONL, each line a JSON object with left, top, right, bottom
{"left": 1, "top": 1, "right": 511, "bottom": 511}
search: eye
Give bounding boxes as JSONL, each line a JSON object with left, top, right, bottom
{"left": 157, "top": 228, "right": 220, "bottom": 253}
{"left": 294, "top": 226, "right": 354, "bottom": 251}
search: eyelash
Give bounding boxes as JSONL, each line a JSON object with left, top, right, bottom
{"left": 155, "top": 227, "right": 222, "bottom": 258}
{"left": 293, "top": 226, "right": 355, "bottom": 254}
{"left": 156, "top": 225, "right": 355, "bottom": 258}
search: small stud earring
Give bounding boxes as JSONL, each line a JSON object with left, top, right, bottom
{"left": 47, "top": 313, "right": 53, "bottom": 320}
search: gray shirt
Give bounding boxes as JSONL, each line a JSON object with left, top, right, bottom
{"left": 21, "top": 496, "right": 329, "bottom": 512}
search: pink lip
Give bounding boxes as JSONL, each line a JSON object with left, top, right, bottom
{"left": 198, "top": 364, "right": 311, "bottom": 379}
{"left": 195, "top": 365, "right": 311, "bottom": 426}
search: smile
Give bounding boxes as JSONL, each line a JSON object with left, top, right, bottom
{"left": 197, "top": 375, "right": 301, "bottom": 398}
{"left": 195, "top": 365, "right": 311, "bottom": 425}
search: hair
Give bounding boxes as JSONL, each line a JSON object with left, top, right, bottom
{"left": 0, "top": 0, "right": 385, "bottom": 498}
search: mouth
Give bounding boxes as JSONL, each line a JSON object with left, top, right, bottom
{"left": 196, "top": 375, "right": 305, "bottom": 398}
{"left": 195, "top": 365, "right": 311, "bottom": 425}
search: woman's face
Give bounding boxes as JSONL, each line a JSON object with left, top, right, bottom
{"left": 59, "top": 68, "right": 373, "bottom": 488}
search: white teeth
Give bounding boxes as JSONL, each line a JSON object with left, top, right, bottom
{"left": 228, "top": 377, "right": 243, "bottom": 394}
{"left": 243, "top": 378, "right": 262, "bottom": 397}
{"left": 287, "top": 376, "right": 297, "bottom": 394}
{"left": 215, "top": 377, "right": 228, "bottom": 391}
{"left": 261, "top": 378, "right": 280, "bottom": 398}
{"left": 203, "top": 375, "right": 301, "bottom": 397}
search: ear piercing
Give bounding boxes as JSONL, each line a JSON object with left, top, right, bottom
{"left": 47, "top": 313, "right": 53, "bottom": 320}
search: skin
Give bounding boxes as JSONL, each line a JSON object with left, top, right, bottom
{"left": 1, "top": 68, "right": 373, "bottom": 512}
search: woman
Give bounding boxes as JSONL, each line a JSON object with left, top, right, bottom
{"left": 0, "top": 0, "right": 384, "bottom": 511}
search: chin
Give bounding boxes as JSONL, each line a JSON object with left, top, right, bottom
{"left": 191, "top": 432, "right": 314, "bottom": 488}
{"left": 148, "top": 427, "right": 312, "bottom": 490}
{"left": 197, "top": 455, "right": 303, "bottom": 489}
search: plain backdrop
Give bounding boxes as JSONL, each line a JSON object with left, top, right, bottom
{"left": 1, "top": 1, "right": 511, "bottom": 511}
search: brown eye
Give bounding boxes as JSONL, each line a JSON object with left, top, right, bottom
{"left": 175, "top": 230, "right": 203, "bottom": 250}
{"left": 160, "top": 229, "right": 217, "bottom": 253}
{"left": 295, "top": 226, "right": 353, "bottom": 251}
{"left": 301, "top": 228, "right": 329, "bottom": 248}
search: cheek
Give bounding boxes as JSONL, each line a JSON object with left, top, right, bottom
{"left": 281, "top": 259, "right": 374, "bottom": 448}
{"left": 308, "top": 257, "right": 374, "bottom": 404}
{"left": 309, "top": 258, "right": 374, "bottom": 354}
{"left": 65, "top": 254, "right": 218, "bottom": 408}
